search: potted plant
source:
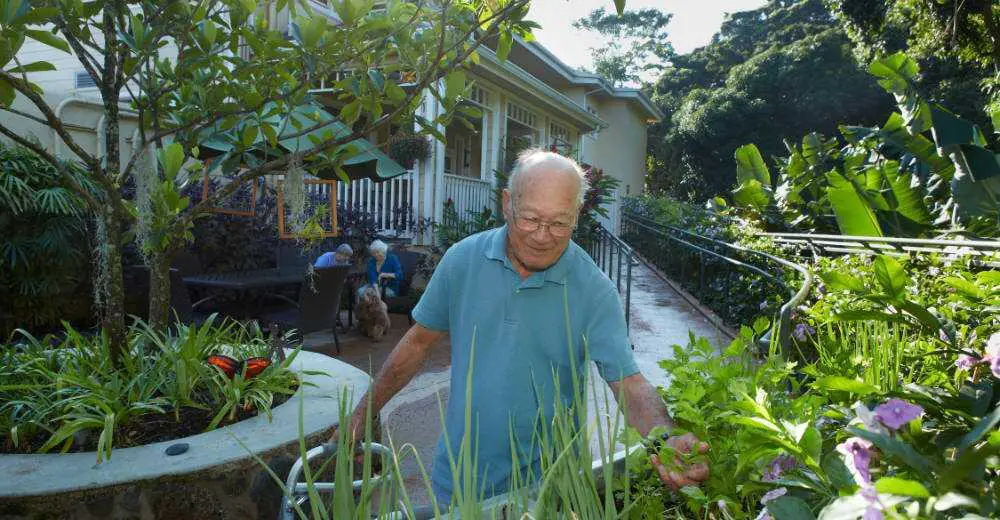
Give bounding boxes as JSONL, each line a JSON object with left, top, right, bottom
{"left": 389, "top": 132, "right": 431, "bottom": 169}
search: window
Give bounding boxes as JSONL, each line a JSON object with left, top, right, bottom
{"left": 75, "top": 71, "right": 97, "bottom": 89}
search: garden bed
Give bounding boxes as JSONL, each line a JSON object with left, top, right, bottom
{"left": 0, "top": 350, "right": 369, "bottom": 520}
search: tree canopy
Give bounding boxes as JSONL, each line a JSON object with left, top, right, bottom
{"left": 572, "top": 7, "right": 673, "bottom": 86}
{"left": 646, "top": 0, "right": 894, "bottom": 201}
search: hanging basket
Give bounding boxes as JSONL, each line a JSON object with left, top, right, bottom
{"left": 389, "top": 133, "right": 431, "bottom": 169}
{"left": 276, "top": 178, "right": 339, "bottom": 240}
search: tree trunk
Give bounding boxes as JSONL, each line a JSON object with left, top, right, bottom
{"left": 102, "top": 3, "right": 126, "bottom": 364}
{"left": 101, "top": 199, "right": 127, "bottom": 366}
{"left": 148, "top": 250, "right": 171, "bottom": 330}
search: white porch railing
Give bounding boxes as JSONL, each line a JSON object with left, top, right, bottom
{"left": 444, "top": 174, "right": 494, "bottom": 219}
{"left": 304, "top": 170, "right": 420, "bottom": 236}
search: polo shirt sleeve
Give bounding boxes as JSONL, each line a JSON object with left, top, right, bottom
{"left": 412, "top": 248, "right": 454, "bottom": 332}
{"left": 586, "top": 288, "right": 639, "bottom": 382}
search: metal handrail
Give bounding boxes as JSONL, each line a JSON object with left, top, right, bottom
{"left": 762, "top": 232, "right": 1000, "bottom": 266}
{"left": 577, "top": 224, "right": 635, "bottom": 329}
{"left": 623, "top": 210, "right": 813, "bottom": 352}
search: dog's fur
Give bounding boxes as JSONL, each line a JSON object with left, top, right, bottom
{"left": 357, "top": 285, "right": 391, "bottom": 341}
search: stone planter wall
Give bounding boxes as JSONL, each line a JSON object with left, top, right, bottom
{"left": 0, "top": 351, "right": 370, "bottom": 520}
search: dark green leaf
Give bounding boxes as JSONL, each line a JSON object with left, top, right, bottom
{"left": 819, "top": 271, "right": 866, "bottom": 293}
{"left": 0, "top": 79, "right": 15, "bottom": 107}
{"left": 799, "top": 427, "right": 822, "bottom": 464}
{"left": 496, "top": 31, "right": 513, "bottom": 61}
{"left": 831, "top": 310, "right": 906, "bottom": 323}
{"left": 735, "top": 143, "right": 772, "bottom": 187}
{"left": 366, "top": 69, "right": 384, "bottom": 92}
{"left": 826, "top": 171, "right": 883, "bottom": 236}
{"left": 8, "top": 61, "right": 56, "bottom": 73}
{"left": 768, "top": 496, "right": 816, "bottom": 520}
{"left": 821, "top": 452, "right": 856, "bottom": 491}
{"left": 873, "top": 255, "right": 906, "bottom": 299}
{"left": 953, "top": 404, "right": 1000, "bottom": 455}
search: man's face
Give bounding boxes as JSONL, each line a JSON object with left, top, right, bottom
{"left": 502, "top": 168, "right": 579, "bottom": 274}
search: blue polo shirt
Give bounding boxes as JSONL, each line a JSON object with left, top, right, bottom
{"left": 412, "top": 225, "right": 638, "bottom": 501}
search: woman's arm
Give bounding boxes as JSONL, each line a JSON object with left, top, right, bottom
{"left": 366, "top": 257, "right": 378, "bottom": 285}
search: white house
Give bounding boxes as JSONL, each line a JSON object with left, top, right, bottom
{"left": 3, "top": 3, "right": 661, "bottom": 244}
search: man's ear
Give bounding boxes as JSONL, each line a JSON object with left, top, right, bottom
{"left": 502, "top": 189, "right": 512, "bottom": 219}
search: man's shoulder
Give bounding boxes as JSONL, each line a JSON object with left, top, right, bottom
{"left": 446, "top": 227, "right": 500, "bottom": 259}
{"left": 565, "top": 241, "right": 618, "bottom": 294}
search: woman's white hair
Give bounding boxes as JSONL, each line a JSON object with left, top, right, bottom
{"left": 369, "top": 239, "right": 388, "bottom": 255}
{"left": 508, "top": 148, "right": 589, "bottom": 206}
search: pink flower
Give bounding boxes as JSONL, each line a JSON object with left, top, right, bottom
{"left": 874, "top": 399, "right": 923, "bottom": 431}
{"left": 836, "top": 437, "right": 874, "bottom": 484}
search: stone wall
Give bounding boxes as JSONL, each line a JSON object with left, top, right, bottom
{"left": 0, "top": 429, "right": 328, "bottom": 520}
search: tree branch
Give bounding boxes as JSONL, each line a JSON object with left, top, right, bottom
{"left": 0, "top": 70, "right": 103, "bottom": 175}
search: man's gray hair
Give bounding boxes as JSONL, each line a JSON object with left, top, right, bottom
{"left": 508, "top": 148, "right": 589, "bottom": 207}
{"left": 369, "top": 239, "right": 388, "bottom": 255}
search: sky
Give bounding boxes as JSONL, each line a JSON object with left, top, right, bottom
{"left": 528, "top": 0, "right": 768, "bottom": 71}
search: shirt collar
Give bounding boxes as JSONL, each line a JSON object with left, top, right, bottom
{"left": 484, "top": 225, "right": 571, "bottom": 286}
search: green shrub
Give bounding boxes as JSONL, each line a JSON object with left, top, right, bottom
{"left": 0, "top": 143, "right": 99, "bottom": 337}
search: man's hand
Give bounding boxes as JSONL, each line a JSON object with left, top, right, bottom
{"left": 649, "top": 432, "right": 710, "bottom": 491}
{"left": 328, "top": 404, "right": 367, "bottom": 446}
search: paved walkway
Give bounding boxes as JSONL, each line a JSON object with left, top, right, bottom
{"left": 301, "top": 260, "right": 729, "bottom": 506}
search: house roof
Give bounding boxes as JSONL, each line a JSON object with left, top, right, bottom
{"left": 513, "top": 36, "right": 664, "bottom": 123}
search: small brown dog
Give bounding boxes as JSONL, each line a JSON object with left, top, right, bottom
{"left": 357, "top": 285, "right": 391, "bottom": 341}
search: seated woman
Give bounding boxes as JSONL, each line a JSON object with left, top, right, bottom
{"left": 358, "top": 239, "right": 403, "bottom": 299}
{"left": 314, "top": 243, "right": 354, "bottom": 267}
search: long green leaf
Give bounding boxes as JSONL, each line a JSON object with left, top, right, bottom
{"left": 735, "top": 143, "right": 772, "bottom": 187}
{"left": 825, "top": 171, "right": 883, "bottom": 236}
{"left": 881, "top": 162, "right": 931, "bottom": 227}
{"left": 848, "top": 427, "right": 934, "bottom": 478}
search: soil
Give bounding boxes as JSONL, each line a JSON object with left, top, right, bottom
{"left": 1, "top": 388, "right": 296, "bottom": 455}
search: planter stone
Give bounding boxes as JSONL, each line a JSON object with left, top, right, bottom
{"left": 0, "top": 351, "right": 369, "bottom": 520}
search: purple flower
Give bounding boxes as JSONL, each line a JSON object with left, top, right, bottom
{"left": 762, "top": 454, "right": 799, "bottom": 482}
{"left": 874, "top": 398, "right": 924, "bottom": 431}
{"left": 939, "top": 328, "right": 951, "bottom": 344}
{"left": 861, "top": 486, "right": 884, "bottom": 520}
{"left": 836, "top": 437, "right": 874, "bottom": 484}
{"left": 984, "top": 333, "right": 1000, "bottom": 378}
{"left": 955, "top": 354, "right": 979, "bottom": 370}
{"left": 761, "top": 487, "right": 787, "bottom": 505}
{"left": 792, "top": 323, "right": 815, "bottom": 342}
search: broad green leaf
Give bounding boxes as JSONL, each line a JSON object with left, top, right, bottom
{"left": 931, "top": 106, "right": 987, "bottom": 150}
{"left": 848, "top": 427, "right": 933, "bottom": 477}
{"left": 613, "top": 0, "right": 626, "bottom": 15}
{"left": 814, "top": 376, "right": 878, "bottom": 396}
{"left": 826, "top": 171, "right": 883, "bottom": 236}
{"left": 874, "top": 477, "right": 929, "bottom": 498}
{"left": 367, "top": 68, "right": 384, "bottom": 92}
{"left": 385, "top": 81, "right": 406, "bottom": 103}
{"left": 732, "top": 179, "right": 771, "bottom": 211}
{"left": 897, "top": 301, "right": 941, "bottom": 330}
{"left": 870, "top": 53, "right": 931, "bottom": 134}
{"left": 339, "top": 100, "right": 361, "bottom": 125}
{"left": 24, "top": 29, "right": 69, "bottom": 53}
{"left": 735, "top": 143, "right": 772, "bottom": 186}
{"left": 157, "top": 143, "right": 185, "bottom": 180}
{"left": 767, "top": 496, "right": 816, "bottom": 520}
{"left": 799, "top": 427, "right": 822, "bottom": 464}
{"left": 13, "top": 6, "right": 58, "bottom": 24}
{"left": 444, "top": 70, "right": 466, "bottom": 101}
{"left": 496, "top": 31, "right": 513, "bottom": 61}
{"left": 819, "top": 271, "right": 866, "bottom": 292}
{"left": 882, "top": 163, "right": 931, "bottom": 227}
{"left": 0, "top": 0, "right": 28, "bottom": 25}
{"left": 873, "top": 256, "right": 906, "bottom": 300}
{"left": 936, "top": 443, "right": 990, "bottom": 492}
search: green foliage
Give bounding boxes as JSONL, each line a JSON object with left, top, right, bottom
{"left": 0, "top": 143, "right": 98, "bottom": 337}
{"left": 0, "top": 316, "right": 302, "bottom": 462}
{"left": 732, "top": 52, "right": 1000, "bottom": 237}
{"left": 829, "top": 0, "right": 999, "bottom": 133}
{"left": 572, "top": 7, "right": 673, "bottom": 86}
{"left": 433, "top": 198, "right": 498, "bottom": 250}
{"left": 647, "top": 0, "right": 893, "bottom": 201}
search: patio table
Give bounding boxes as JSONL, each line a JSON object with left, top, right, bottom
{"left": 182, "top": 268, "right": 305, "bottom": 318}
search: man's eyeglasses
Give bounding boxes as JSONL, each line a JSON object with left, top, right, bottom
{"left": 511, "top": 207, "right": 576, "bottom": 238}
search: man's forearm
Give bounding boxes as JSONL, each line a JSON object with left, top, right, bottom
{"left": 354, "top": 325, "right": 443, "bottom": 419}
{"left": 609, "top": 373, "right": 675, "bottom": 437}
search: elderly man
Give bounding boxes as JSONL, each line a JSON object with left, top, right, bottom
{"left": 338, "top": 149, "right": 708, "bottom": 503}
